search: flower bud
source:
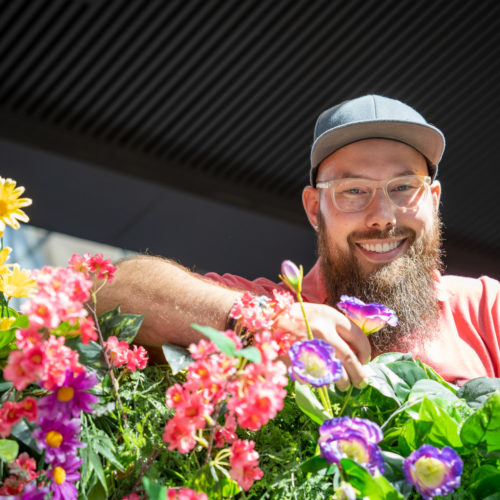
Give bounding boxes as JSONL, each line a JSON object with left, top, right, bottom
{"left": 279, "top": 260, "right": 303, "bottom": 294}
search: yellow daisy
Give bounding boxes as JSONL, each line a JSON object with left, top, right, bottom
{"left": 0, "top": 264, "right": 37, "bottom": 298}
{"left": 0, "top": 177, "right": 32, "bottom": 233}
{"left": 0, "top": 247, "right": 12, "bottom": 277}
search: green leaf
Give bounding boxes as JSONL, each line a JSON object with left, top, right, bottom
{"left": 98, "top": 306, "right": 144, "bottom": 343}
{"left": 299, "top": 456, "right": 335, "bottom": 474}
{"left": 190, "top": 324, "right": 236, "bottom": 357}
{"left": 407, "top": 379, "right": 460, "bottom": 403}
{"left": 340, "top": 458, "right": 404, "bottom": 499}
{"left": 88, "top": 447, "right": 108, "bottom": 496}
{"left": 9, "top": 420, "right": 39, "bottom": 454}
{"left": 458, "top": 377, "right": 500, "bottom": 409}
{"left": 461, "top": 391, "right": 500, "bottom": 456}
{"left": 364, "top": 362, "right": 409, "bottom": 404}
{"left": 0, "top": 329, "right": 14, "bottom": 350}
{"left": 0, "top": 439, "right": 18, "bottom": 462}
{"left": 400, "top": 397, "right": 463, "bottom": 453}
{"left": 385, "top": 360, "right": 428, "bottom": 388}
{"left": 234, "top": 346, "right": 262, "bottom": 364}
{"left": 66, "top": 338, "right": 106, "bottom": 372}
{"left": 294, "top": 380, "right": 330, "bottom": 425}
{"left": 468, "top": 465, "right": 500, "bottom": 499}
{"left": 162, "top": 343, "right": 193, "bottom": 374}
{"left": 142, "top": 476, "right": 167, "bottom": 500}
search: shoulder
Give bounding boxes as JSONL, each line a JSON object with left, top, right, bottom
{"left": 437, "top": 273, "right": 500, "bottom": 320}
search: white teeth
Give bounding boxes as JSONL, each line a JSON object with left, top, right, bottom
{"left": 359, "top": 241, "right": 400, "bottom": 253}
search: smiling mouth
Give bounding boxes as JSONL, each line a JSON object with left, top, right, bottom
{"left": 356, "top": 239, "right": 406, "bottom": 253}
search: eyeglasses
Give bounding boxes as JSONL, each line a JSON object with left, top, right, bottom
{"left": 316, "top": 175, "right": 431, "bottom": 213}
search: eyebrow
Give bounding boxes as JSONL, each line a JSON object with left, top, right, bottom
{"left": 335, "top": 169, "right": 417, "bottom": 180}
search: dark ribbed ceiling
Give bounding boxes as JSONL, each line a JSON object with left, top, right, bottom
{"left": 1, "top": 0, "right": 499, "bottom": 277}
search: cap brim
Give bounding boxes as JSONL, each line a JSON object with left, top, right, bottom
{"left": 311, "top": 120, "right": 445, "bottom": 182}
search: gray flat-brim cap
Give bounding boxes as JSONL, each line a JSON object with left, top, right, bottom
{"left": 310, "top": 94, "right": 445, "bottom": 185}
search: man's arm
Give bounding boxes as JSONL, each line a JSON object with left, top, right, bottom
{"left": 95, "top": 255, "right": 242, "bottom": 347}
{"left": 96, "top": 255, "right": 370, "bottom": 388}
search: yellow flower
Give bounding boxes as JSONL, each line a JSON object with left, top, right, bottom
{"left": 0, "top": 247, "right": 12, "bottom": 275}
{"left": 0, "top": 316, "right": 15, "bottom": 330}
{"left": 0, "top": 177, "right": 32, "bottom": 232}
{"left": 0, "top": 264, "right": 37, "bottom": 298}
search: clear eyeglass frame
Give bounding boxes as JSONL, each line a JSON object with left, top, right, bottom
{"left": 316, "top": 174, "right": 432, "bottom": 213}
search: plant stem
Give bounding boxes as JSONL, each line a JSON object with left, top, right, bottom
{"left": 318, "top": 386, "right": 334, "bottom": 417}
{"left": 297, "top": 292, "right": 314, "bottom": 340}
{"left": 86, "top": 300, "right": 127, "bottom": 425}
{"left": 339, "top": 385, "right": 353, "bottom": 416}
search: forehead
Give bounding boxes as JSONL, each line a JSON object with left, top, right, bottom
{"left": 316, "top": 138, "right": 429, "bottom": 181}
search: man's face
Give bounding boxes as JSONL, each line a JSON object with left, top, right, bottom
{"left": 302, "top": 139, "right": 443, "bottom": 351}
{"left": 303, "top": 139, "right": 441, "bottom": 276}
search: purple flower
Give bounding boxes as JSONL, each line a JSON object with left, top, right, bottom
{"left": 32, "top": 416, "right": 84, "bottom": 463}
{"left": 288, "top": 339, "right": 342, "bottom": 387}
{"left": 280, "top": 260, "right": 303, "bottom": 294}
{"left": 337, "top": 296, "right": 397, "bottom": 335}
{"left": 46, "top": 453, "right": 82, "bottom": 500}
{"left": 319, "top": 417, "right": 385, "bottom": 475}
{"left": 403, "top": 444, "right": 463, "bottom": 499}
{"left": 37, "top": 369, "right": 98, "bottom": 418}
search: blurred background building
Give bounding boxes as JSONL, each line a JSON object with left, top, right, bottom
{"left": 1, "top": 0, "right": 499, "bottom": 279}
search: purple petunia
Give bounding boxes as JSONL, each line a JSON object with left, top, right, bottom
{"left": 319, "top": 416, "right": 385, "bottom": 475}
{"left": 403, "top": 444, "right": 463, "bottom": 499}
{"left": 46, "top": 453, "right": 82, "bottom": 500}
{"left": 37, "top": 368, "right": 98, "bottom": 418}
{"left": 337, "top": 296, "right": 397, "bottom": 335}
{"left": 288, "top": 339, "right": 343, "bottom": 387}
{"left": 32, "top": 416, "right": 84, "bottom": 463}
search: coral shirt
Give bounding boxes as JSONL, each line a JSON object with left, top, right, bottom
{"left": 205, "top": 260, "right": 500, "bottom": 384}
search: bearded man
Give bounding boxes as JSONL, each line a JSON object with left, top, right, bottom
{"left": 97, "top": 95, "right": 500, "bottom": 388}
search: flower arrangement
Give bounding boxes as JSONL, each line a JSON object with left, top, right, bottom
{"left": 1, "top": 177, "right": 500, "bottom": 499}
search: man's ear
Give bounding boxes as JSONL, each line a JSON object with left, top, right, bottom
{"left": 430, "top": 180, "right": 441, "bottom": 208}
{"left": 302, "top": 186, "right": 320, "bottom": 229}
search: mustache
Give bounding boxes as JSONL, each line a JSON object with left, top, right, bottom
{"left": 347, "top": 227, "right": 416, "bottom": 243}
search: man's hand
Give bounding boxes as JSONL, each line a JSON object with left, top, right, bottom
{"left": 277, "top": 302, "right": 371, "bottom": 390}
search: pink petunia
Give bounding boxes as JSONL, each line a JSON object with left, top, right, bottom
{"left": 86, "top": 253, "right": 117, "bottom": 282}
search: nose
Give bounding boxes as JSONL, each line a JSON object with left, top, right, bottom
{"left": 364, "top": 188, "right": 397, "bottom": 229}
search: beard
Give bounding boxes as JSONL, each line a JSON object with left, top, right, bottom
{"left": 318, "top": 210, "right": 444, "bottom": 355}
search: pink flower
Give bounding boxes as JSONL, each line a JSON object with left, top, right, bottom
{"left": 163, "top": 416, "right": 197, "bottom": 453}
{"left": 214, "top": 413, "right": 238, "bottom": 448}
{"left": 166, "top": 384, "right": 186, "bottom": 409}
{"left": 121, "top": 494, "right": 140, "bottom": 500}
{"left": 188, "top": 339, "right": 218, "bottom": 360}
{"left": 104, "top": 336, "right": 130, "bottom": 367}
{"left": 3, "top": 350, "right": 39, "bottom": 391}
{"left": 229, "top": 439, "right": 263, "bottom": 491}
{"left": 166, "top": 487, "right": 208, "bottom": 500}
{"left": 79, "top": 318, "right": 97, "bottom": 344}
{"left": 87, "top": 253, "right": 117, "bottom": 282}
{"left": 174, "top": 391, "right": 213, "bottom": 430}
{"left": 229, "top": 292, "right": 275, "bottom": 331}
{"left": 8, "top": 452, "right": 39, "bottom": 482}
{"left": 41, "top": 335, "right": 84, "bottom": 390}
{"left": 15, "top": 326, "right": 43, "bottom": 349}
{"left": 125, "top": 345, "right": 148, "bottom": 371}
{"left": 18, "top": 397, "right": 38, "bottom": 422}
